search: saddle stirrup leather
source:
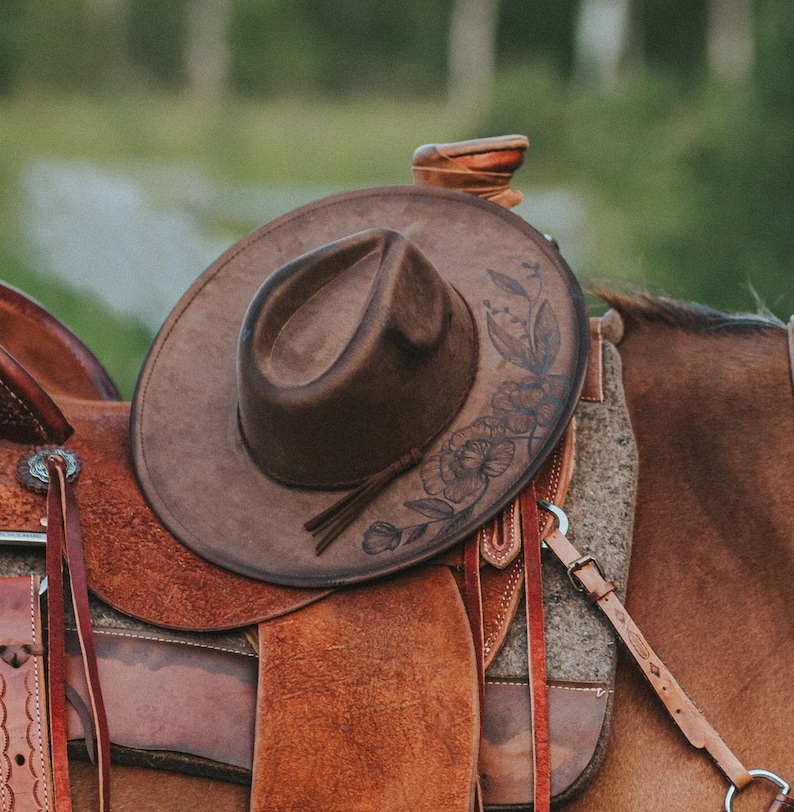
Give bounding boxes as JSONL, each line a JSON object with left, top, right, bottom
{"left": 462, "top": 491, "right": 551, "bottom": 812}
{"left": 0, "top": 575, "right": 53, "bottom": 811}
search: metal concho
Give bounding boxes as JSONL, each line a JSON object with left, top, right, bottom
{"left": 17, "top": 446, "right": 81, "bottom": 493}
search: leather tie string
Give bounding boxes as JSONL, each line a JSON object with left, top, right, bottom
{"left": 45, "top": 455, "right": 111, "bottom": 812}
{"left": 462, "top": 487, "right": 551, "bottom": 812}
{"left": 306, "top": 448, "right": 423, "bottom": 554}
{"left": 519, "top": 489, "right": 552, "bottom": 812}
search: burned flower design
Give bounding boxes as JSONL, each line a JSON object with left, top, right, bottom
{"left": 491, "top": 374, "right": 569, "bottom": 434}
{"left": 362, "top": 521, "right": 402, "bottom": 554}
{"left": 421, "top": 417, "right": 515, "bottom": 504}
{"left": 362, "top": 262, "right": 571, "bottom": 556}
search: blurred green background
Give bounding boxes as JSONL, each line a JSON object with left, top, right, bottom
{"left": 1, "top": 0, "right": 792, "bottom": 396}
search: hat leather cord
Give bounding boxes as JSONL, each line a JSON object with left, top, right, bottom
{"left": 305, "top": 447, "right": 424, "bottom": 554}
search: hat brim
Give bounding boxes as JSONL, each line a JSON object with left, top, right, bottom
{"left": 132, "top": 186, "right": 588, "bottom": 587}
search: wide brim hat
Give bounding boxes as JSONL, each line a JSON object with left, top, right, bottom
{"left": 132, "top": 185, "right": 588, "bottom": 587}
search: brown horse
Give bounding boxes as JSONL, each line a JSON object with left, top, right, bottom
{"left": 564, "top": 293, "right": 794, "bottom": 812}
{"left": 64, "top": 292, "right": 794, "bottom": 811}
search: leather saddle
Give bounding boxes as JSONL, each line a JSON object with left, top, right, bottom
{"left": 0, "top": 137, "right": 638, "bottom": 811}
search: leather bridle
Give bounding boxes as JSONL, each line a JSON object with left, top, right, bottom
{"left": 521, "top": 314, "right": 794, "bottom": 812}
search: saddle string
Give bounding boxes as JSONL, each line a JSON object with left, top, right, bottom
{"left": 462, "top": 536, "right": 487, "bottom": 811}
{"left": 463, "top": 486, "right": 552, "bottom": 812}
{"left": 45, "top": 456, "right": 111, "bottom": 812}
{"left": 519, "top": 489, "right": 552, "bottom": 812}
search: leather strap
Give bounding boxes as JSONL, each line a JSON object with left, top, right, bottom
{"left": 46, "top": 456, "right": 111, "bottom": 812}
{"left": 538, "top": 506, "right": 754, "bottom": 791}
{"left": 0, "top": 344, "right": 73, "bottom": 445}
{"left": 463, "top": 488, "right": 552, "bottom": 812}
{"left": 0, "top": 575, "right": 54, "bottom": 811}
{"left": 519, "top": 489, "right": 551, "bottom": 812}
{"left": 769, "top": 793, "right": 794, "bottom": 812}
{"left": 581, "top": 317, "right": 604, "bottom": 403}
{"left": 463, "top": 536, "right": 486, "bottom": 723}
{"left": 46, "top": 463, "right": 74, "bottom": 812}
{"left": 462, "top": 537, "right": 488, "bottom": 812}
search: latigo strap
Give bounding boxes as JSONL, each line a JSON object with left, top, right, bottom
{"left": 45, "top": 455, "right": 110, "bottom": 812}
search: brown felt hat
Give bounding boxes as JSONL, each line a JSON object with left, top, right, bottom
{"left": 132, "top": 186, "right": 588, "bottom": 587}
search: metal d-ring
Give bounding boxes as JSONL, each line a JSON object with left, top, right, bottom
{"left": 724, "top": 769, "right": 791, "bottom": 812}
{"left": 536, "top": 499, "right": 569, "bottom": 537}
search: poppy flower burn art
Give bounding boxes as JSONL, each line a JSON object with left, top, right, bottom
{"left": 363, "top": 262, "right": 570, "bottom": 555}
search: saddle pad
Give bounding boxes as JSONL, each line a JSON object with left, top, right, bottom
{"left": 11, "top": 338, "right": 636, "bottom": 808}
{"left": 481, "top": 339, "right": 637, "bottom": 806}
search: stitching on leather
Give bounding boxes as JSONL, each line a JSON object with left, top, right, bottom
{"left": 1, "top": 675, "right": 8, "bottom": 812}
{"left": 0, "top": 377, "right": 47, "bottom": 442}
{"left": 67, "top": 627, "right": 258, "bottom": 659}
{"left": 483, "top": 439, "right": 567, "bottom": 656}
{"left": 552, "top": 684, "right": 612, "bottom": 694}
{"left": 27, "top": 575, "right": 49, "bottom": 812}
{"left": 484, "top": 562, "right": 522, "bottom": 656}
{"left": 485, "top": 679, "right": 612, "bottom": 694}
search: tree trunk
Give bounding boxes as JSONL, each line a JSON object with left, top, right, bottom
{"left": 707, "top": 0, "right": 753, "bottom": 82}
{"left": 185, "top": 0, "right": 233, "bottom": 104}
{"left": 448, "top": 0, "right": 500, "bottom": 124}
{"left": 573, "top": 0, "right": 636, "bottom": 86}
{"left": 86, "top": 0, "right": 129, "bottom": 85}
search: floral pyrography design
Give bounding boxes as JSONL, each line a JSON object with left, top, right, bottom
{"left": 420, "top": 417, "right": 515, "bottom": 505}
{"left": 362, "top": 262, "right": 570, "bottom": 556}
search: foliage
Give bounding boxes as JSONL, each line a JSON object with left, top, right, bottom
{"left": 487, "top": 2, "right": 794, "bottom": 318}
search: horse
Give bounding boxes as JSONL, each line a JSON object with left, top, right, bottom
{"left": 563, "top": 292, "right": 794, "bottom": 812}
{"left": 60, "top": 292, "right": 794, "bottom": 812}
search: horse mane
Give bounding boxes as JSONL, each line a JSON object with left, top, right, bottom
{"left": 596, "top": 290, "right": 785, "bottom": 334}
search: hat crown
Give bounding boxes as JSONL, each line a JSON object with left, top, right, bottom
{"left": 237, "top": 228, "right": 478, "bottom": 488}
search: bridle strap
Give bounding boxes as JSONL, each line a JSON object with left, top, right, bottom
{"left": 769, "top": 793, "right": 794, "bottom": 812}
{"left": 537, "top": 500, "right": 754, "bottom": 790}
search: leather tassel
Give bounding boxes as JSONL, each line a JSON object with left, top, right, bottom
{"left": 306, "top": 448, "right": 423, "bottom": 554}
